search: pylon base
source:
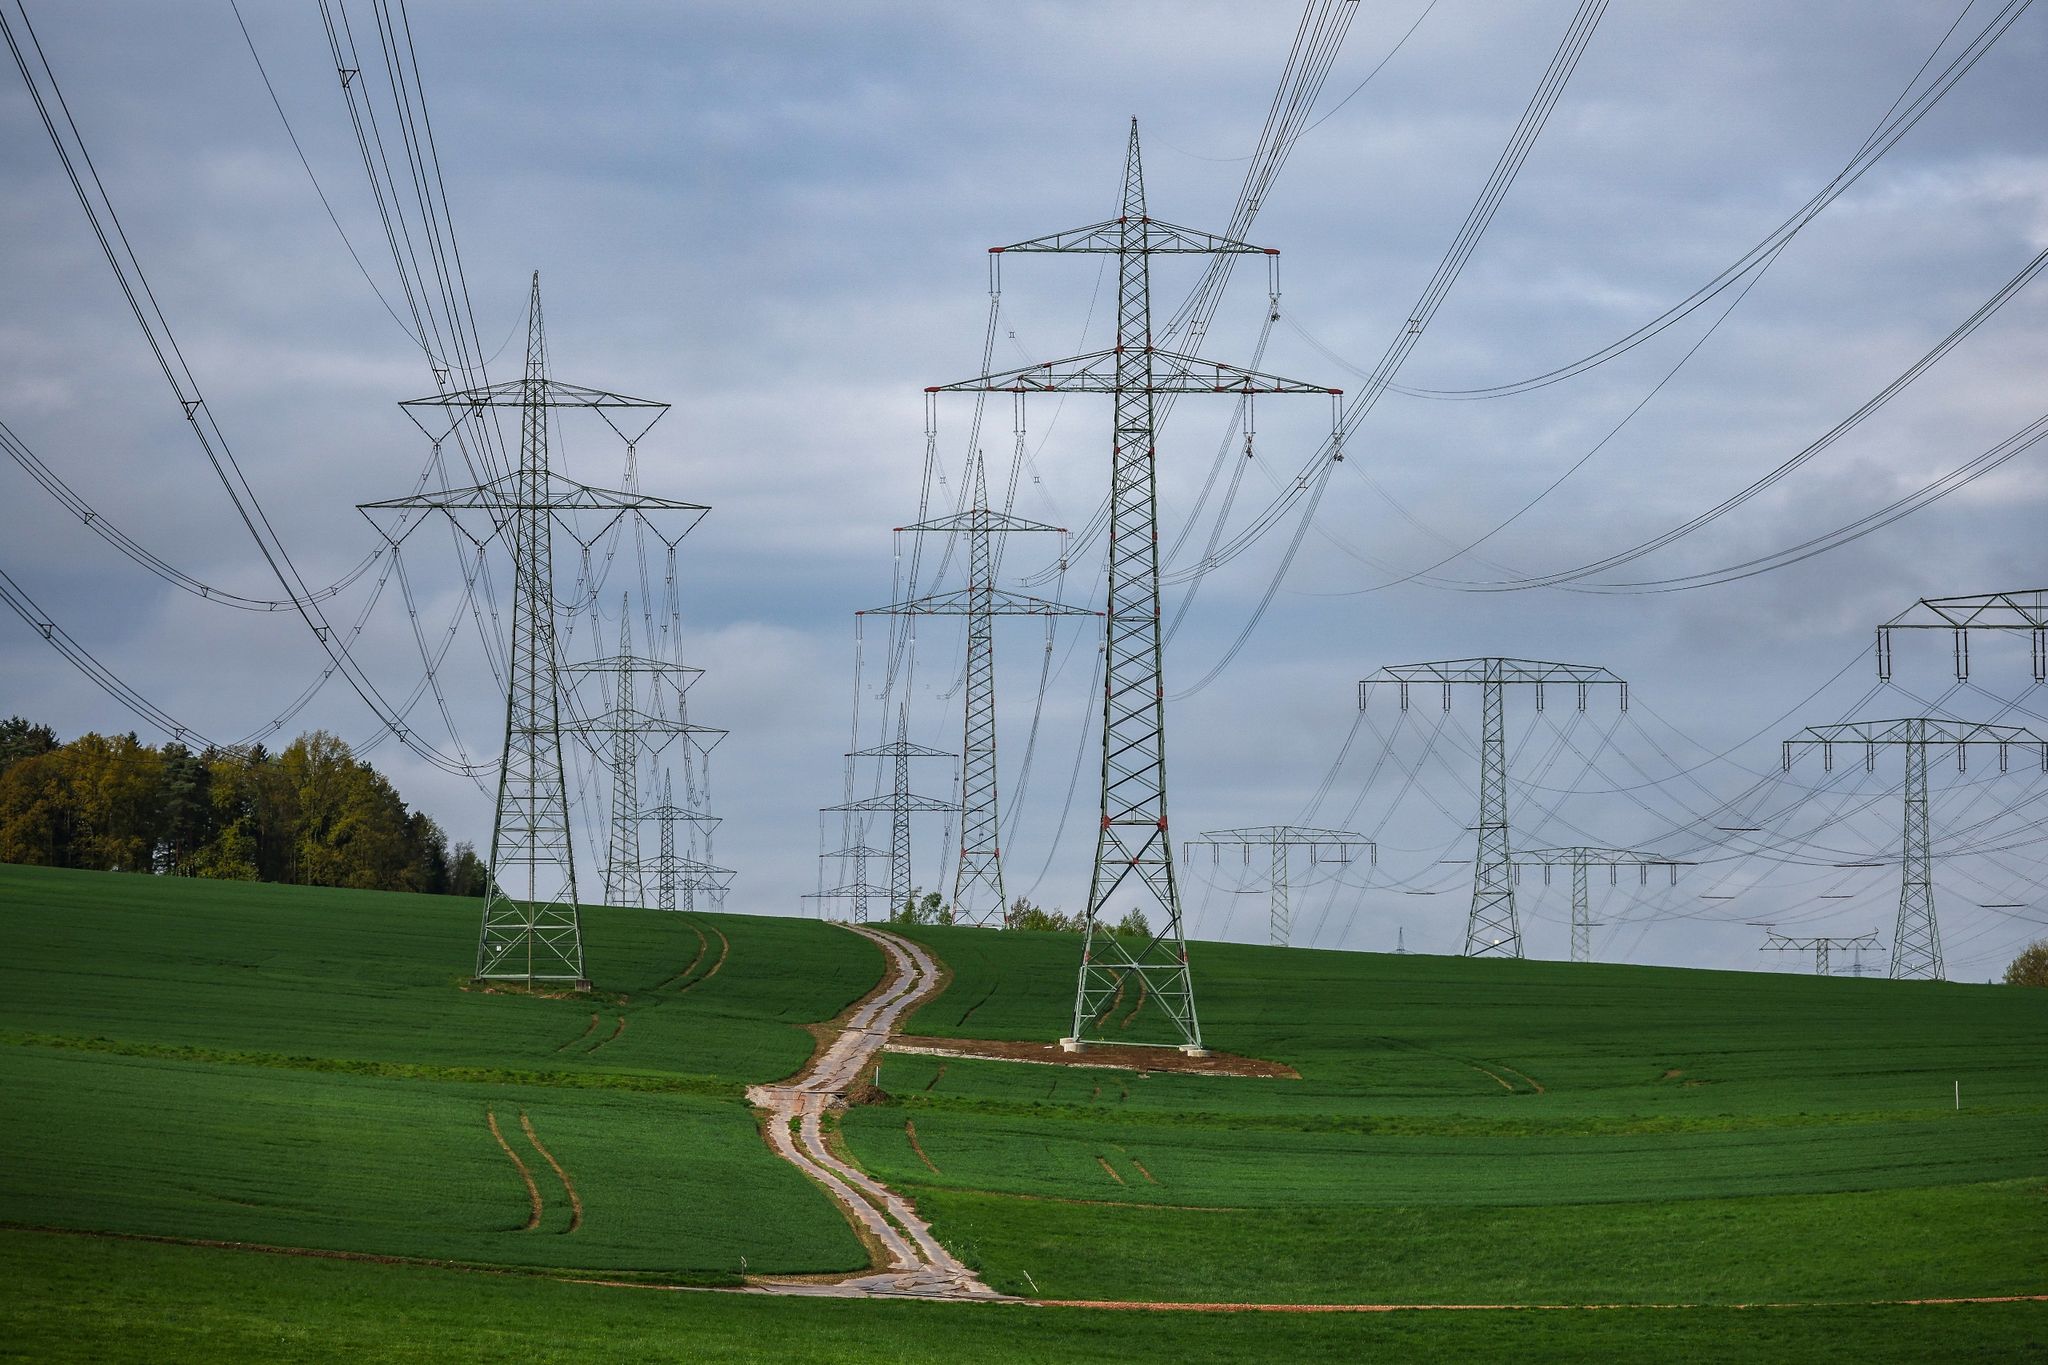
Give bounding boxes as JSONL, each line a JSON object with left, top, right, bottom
{"left": 1058, "top": 1037, "right": 1085, "bottom": 1053}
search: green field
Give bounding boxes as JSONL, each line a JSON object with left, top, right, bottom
{"left": 3, "top": 863, "right": 2044, "bottom": 1360}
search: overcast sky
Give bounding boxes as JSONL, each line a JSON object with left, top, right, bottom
{"left": 3, "top": 1, "right": 2045, "bottom": 979}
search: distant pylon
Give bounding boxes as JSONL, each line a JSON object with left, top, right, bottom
{"left": 361, "top": 273, "right": 701, "bottom": 983}
{"left": 1760, "top": 929, "right": 1881, "bottom": 977}
{"left": 1876, "top": 588, "right": 2048, "bottom": 683}
{"left": 865, "top": 453, "right": 1091, "bottom": 926}
{"left": 1781, "top": 717, "right": 2048, "bottom": 980}
{"left": 563, "top": 597, "right": 722, "bottom": 910}
{"left": 823, "top": 707, "right": 954, "bottom": 919}
{"left": 1510, "top": 846, "right": 1687, "bottom": 963}
{"left": 932, "top": 120, "right": 1341, "bottom": 1052}
{"left": 1362, "top": 659, "right": 1627, "bottom": 959}
{"left": 1183, "top": 825, "right": 1377, "bottom": 948}
{"left": 636, "top": 772, "right": 730, "bottom": 912}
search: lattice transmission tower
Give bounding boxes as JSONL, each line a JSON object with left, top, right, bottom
{"left": 931, "top": 120, "right": 1341, "bottom": 1053}
{"left": 864, "top": 455, "right": 1092, "bottom": 927}
{"left": 1183, "top": 826, "right": 1376, "bottom": 948}
{"left": 1510, "top": 846, "right": 1687, "bottom": 964}
{"left": 1759, "top": 929, "right": 1882, "bottom": 977}
{"left": 637, "top": 772, "right": 733, "bottom": 912}
{"left": 1781, "top": 718, "right": 2047, "bottom": 981}
{"left": 818, "top": 707, "right": 955, "bottom": 921}
{"left": 563, "top": 595, "right": 718, "bottom": 907}
{"left": 361, "top": 274, "right": 702, "bottom": 985}
{"left": 1360, "top": 658, "right": 1627, "bottom": 959}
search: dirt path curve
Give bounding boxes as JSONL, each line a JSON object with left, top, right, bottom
{"left": 745, "top": 924, "right": 1004, "bottom": 1301}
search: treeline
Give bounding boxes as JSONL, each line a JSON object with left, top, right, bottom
{"left": 0, "top": 717, "right": 486, "bottom": 896}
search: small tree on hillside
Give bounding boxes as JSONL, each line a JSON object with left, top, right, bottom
{"left": 2005, "top": 940, "right": 2048, "bottom": 987}
{"left": 891, "top": 889, "right": 951, "bottom": 926}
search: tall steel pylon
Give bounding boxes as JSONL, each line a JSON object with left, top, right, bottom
{"left": 361, "top": 274, "right": 701, "bottom": 984}
{"left": 1183, "top": 826, "right": 1376, "bottom": 948}
{"left": 931, "top": 120, "right": 1340, "bottom": 1051}
{"left": 823, "top": 707, "right": 954, "bottom": 919}
{"left": 1760, "top": 928, "right": 1881, "bottom": 977}
{"left": 865, "top": 454, "right": 1092, "bottom": 926}
{"left": 1361, "top": 659, "right": 1627, "bottom": 959}
{"left": 1782, "top": 718, "right": 2048, "bottom": 981}
{"left": 1510, "top": 846, "right": 1687, "bottom": 963}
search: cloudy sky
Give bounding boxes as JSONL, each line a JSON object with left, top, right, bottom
{"left": 3, "top": 1, "right": 2045, "bottom": 979}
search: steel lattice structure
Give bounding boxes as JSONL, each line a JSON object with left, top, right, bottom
{"left": 561, "top": 597, "right": 711, "bottom": 907}
{"left": 821, "top": 708, "right": 955, "bottom": 921}
{"left": 1183, "top": 825, "right": 1376, "bottom": 948}
{"left": 864, "top": 457, "right": 1092, "bottom": 927}
{"left": 1781, "top": 717, "right": 2048, "bottom": 981}
{"left": 1361, "top": 658, "right": 1627, "bottom": 960}
{"left": 1877, "top": 588, "right": 2048, "bottom": 682}
{"left": 931, "top": 120, "right": 1340, "bottom": 1053}
{"left": 361, "top": 274, "right": 700, "bottom": 984}
{"left": 637, "top": 774, "right": 732, "bottom": 912}
{"left": 1510, "top": 846, "right": 1687, "bottom": 964}
{"left": 1760, "top": 929, "right": 1881, "bottom": 977}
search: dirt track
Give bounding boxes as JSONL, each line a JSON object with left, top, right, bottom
{"left": 745, "top": 924, "right": 1005, "bottom": 1301}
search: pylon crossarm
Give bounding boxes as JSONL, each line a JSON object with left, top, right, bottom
{"left": 928, "top": 347, "right": 1339, "bottom": 397}
{"left": 899, "top": 508, "right": 1067, "bottom": 535}
{"left": 991, "top": 215, "right": 1274, "bottom": 256}
{"left": 1883, "top": 588, "right": 2048, "bottom": 630}
{"left": 826, "top": 793, "right": 957, "bottom": 813}
{"left": 862, "top": 588, "right": 1098, "bottom": 617}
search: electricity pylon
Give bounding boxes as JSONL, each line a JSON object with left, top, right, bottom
{"left": 562, "top": 595, "right": 709, "bottom": 907}
{"left": 1510, "top": 846, "right": 1687, "bottom": 963}
{"left": 805, "top": 831, "right": 891, "bottom": 924}
{"left": 1760, "top": 929, "right": 1881, "bottom": 977}
{"left": 1360, "top": 658, "right": 1627, "bottom": 959}
{"left": 1183, "top": 826, "right": 1376, "bottom": 948}
{"left": 361, "top": 274, "right": 701, "bottom": 985}
{"left": 1781, "top": 718, "right": 2048, "bottom": 981}
{"left": 864, "top": 456, "right": 1092, "bottom": 927}
{"left": 636, "top": 773, "right": 730, "bottom": 912}
{"left": 823, "top": 707, "right": 955, "bottom": 920}
{"left": 930, "top": 119, "right": 1341, "bottom": 1053}
{"left": 1877, "top": 588, "right": 2048, "bottom": 682}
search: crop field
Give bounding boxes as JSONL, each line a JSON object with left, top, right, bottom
{"left": 3, "top": 864, "right": 2044, "bottom": 1360}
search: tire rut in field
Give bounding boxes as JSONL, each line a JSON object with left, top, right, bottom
{"left": 903, "top": 1120, "right": 942, "bottom": 1176}
{"left": 656, "top": 921, "right": 711, "bottom": 992}
{"left": 584, "top": 1015, "right": 627, "bottom": 1055}
{"left": 1094, "top": 1155, "right": 1126, "bottom": 1186}
{"left": 519, "top": 1112, "right": 583, "bottom": 1234}
{"left": 485, "top": 1109, "right": 543, "bottom": 1232}
{"left": 1092, "top": 971, "right": 1128, "bottom": 1029}
{"left": 674, "top": 926, "right": 730, "bottom": 994}
{"left": 553, "top": 1013, "right": 599, "bottom": 1054}
{"left": 1118, "top": 972, "right": 1148, "bottom": 1030}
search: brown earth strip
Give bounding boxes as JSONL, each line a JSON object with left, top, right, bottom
{"left": 675, "top": 926, "right": 730, "bottom": 994}
{"left": 903, "top": 1121, "right": 941, "bottom": 1176}
{"left": 518, "top": 1112, "right": 583, "bottom": 1234}
{"left": 584, "top": 1015, "right": 627, "bottom": 1054}
{"left": 1091, "top": 970, "right": 1129, "bottom": 1028}
{"left": 656, "top": 922, "right": 711, "bottom": 991}
{"left": 1094, "top": 1155, "right": 1126, "bottom": 1186}
{"left": 484, "top": 1109, "right": 542, "bottom": 1232}
{"left": 922, "top": 1061, "right": 947, "bottom": 1093}
{"left": 1130, "top": 1157, "right": 1161, "bottom": 1186}
{"left": 552, "top": 1013, "right": 600, "bottom": 1054}
{"left": 887, "top": 1035, "right": 1297, "bottom": 1079}
{"left": 1118, "top": 972, "right": 1149, "bottom": 1030}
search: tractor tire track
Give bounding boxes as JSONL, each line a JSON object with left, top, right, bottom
{"left": 519, "top": 1113, "right": 583, "bottom": 1234}
{"left": 552, "top": 1013, "right": 599, "bottom": 1054}
{"left": 584, "top": 1015, "right": 627, "bottom": 1055}
{"left": 746, "top": 924, "right": 1002, "bottom": 1300}
{"left": 657, "top": 922, "right": 711, "bottom": 992}
{"left": 485, "top": 1109, "right": 542, "bottom": 1232}
{"left": 676, "top": 926, "right": 730, "bottom": 995}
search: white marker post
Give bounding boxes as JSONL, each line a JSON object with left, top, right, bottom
{"left": 1955, "top": 1080, "right": 1960, "bottom": 1110}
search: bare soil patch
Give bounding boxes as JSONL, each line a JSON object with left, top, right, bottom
{"left": 887, "top": 1035, "right": 1297, "bottom": 1079}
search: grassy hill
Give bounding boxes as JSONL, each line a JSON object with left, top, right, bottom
{"left": 2, "top": 864, "right": 2043, "bottom": 1361}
